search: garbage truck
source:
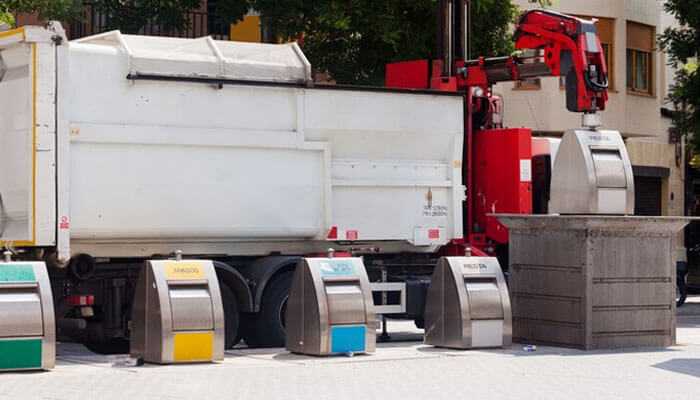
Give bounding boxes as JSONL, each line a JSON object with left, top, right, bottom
{"left": 0, "top": 5, "right": 610, "bottom": 350}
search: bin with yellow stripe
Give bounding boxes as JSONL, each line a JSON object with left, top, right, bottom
{"left": 130, "top": 259, "right": 225, "bottom": 364}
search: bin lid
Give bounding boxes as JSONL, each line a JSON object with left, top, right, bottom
{"left": 74, "top": 31, "right": 312, "bottom": 84}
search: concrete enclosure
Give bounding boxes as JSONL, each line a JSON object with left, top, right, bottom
{"left": 498, "top": 215, "right": 689, "bottom": 350}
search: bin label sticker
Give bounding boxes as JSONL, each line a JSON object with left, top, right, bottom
{"left": 319, "top": 260, "right": 356, "bottom": 277}
{"left": 463, "top": 262, "right": 489, "bottom": 273}
{"left": 164, "top": 262, "right": 206, "bottom": 280}
{"left": 0, "top": 265, "right": 36, "bottom": 283}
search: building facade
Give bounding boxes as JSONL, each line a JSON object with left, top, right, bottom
{"left": 499, "top": 0, "right": 685, "bottom": 259}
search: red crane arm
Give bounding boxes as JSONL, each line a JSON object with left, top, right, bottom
{"left": 456, "top": 9, "right": 609, "bottom": 113}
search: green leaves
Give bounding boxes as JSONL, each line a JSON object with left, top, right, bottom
{"left": 93, "top": 0, "right": 203, "bottom": 34}
{"left": 659, "top": 0, "right": 700, "bottom": 151}
{"left": 0, "top": 11, "right": 14, "bottom": 27}
{"left": 245, "top": 0, "right": 517, "bottom": 85}
{"left": 0, "top": 0, "right": 82, "bottom": 22}
{"left": 2, "top": 0, "right": 518, "bottom": 87}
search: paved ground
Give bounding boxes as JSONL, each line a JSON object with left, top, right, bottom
{"left": 2, "top": 298, "right": 700, "bottom": 400}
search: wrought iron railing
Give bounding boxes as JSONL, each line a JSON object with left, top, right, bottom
{"left": 68, "top": 3, "right": 230, "bottom": 40}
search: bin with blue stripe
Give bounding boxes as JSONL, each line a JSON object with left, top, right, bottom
{"left": 286, "top": 257, "right": 376, "bottom": 356}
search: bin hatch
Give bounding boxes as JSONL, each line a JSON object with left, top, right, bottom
{"left": 464, "top": 278, "right": 504, "bottom": 320}
{"left": 591, "top": 149, "right": 627, "bottom": 188}
{"left": 325, "top": 282, "right": 367, "bottom": 325}
{"left": 168, "top": 286, "right": 214, "bottom": 331}
{"left": 0, "top": 290, "right": 43, "bottom": 337}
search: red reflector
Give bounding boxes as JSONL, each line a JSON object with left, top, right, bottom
{"left": 428, "top": 229, "right": 440, "bottom": 239}
{"left": 66, "top": 295, "right": 95, "bottom": 306}
{"left": 346, "top": 230, "right": 358, "bottom": 241}
{"left": 327, "top": 226, "right": 338, "bottom": 240}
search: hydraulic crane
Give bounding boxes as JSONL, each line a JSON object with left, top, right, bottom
{"left": 386, "top": 1, "right": 612, "bottom": 256}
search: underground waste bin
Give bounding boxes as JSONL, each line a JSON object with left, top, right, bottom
{"left": 0, "top": 261, "right": 55, "bottom": 371}
{"left": 130, "top": 259, "right": 225, "bottom": 364}
{"left": 424, "top": 257, "right": 512, "bottom": 349}
{"left": 286, "top": 257, "right": 376, "bottom": 356}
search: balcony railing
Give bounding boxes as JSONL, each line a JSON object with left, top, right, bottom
{"left": 68, "top": 3, "right": 230, "bottom": 40}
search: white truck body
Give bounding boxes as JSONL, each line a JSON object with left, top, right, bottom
{"left": 0, "top": 24, "right": 465, "bottom": 263}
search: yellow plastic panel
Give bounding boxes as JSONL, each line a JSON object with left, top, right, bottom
{"left": 173, "top": 332, "right": 214, "bottom": 362}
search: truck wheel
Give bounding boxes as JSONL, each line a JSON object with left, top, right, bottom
{"left": 220, "top": 282, "right": 241, "bottom": 349}
{"left": 243, "top": 272, "right": 292, "bottom": 348}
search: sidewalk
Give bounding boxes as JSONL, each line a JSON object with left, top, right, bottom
{"left": 1, "top": 299, "right": 699, "bottom": 400}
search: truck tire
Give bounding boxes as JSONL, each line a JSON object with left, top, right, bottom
{"left": 220, "top": 282, "right": 241, "bottom": 349}
{"left": 243, "top": 272, "right": 292, "bottom": 348}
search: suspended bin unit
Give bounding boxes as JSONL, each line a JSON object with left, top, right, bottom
{"left": 130, "top": 259, "right": 225, "bottom": 364}
{"left": 286, "top": 258, "right": 376, "bottom": 356}
{"left": 549, "top": 129, "right": 635, "bottom": 215}
{"left": 0, "top": 261, "right": 55, "bottom": 371}
{"left": 424, "top": 257, "right": 512, "bottom": 349}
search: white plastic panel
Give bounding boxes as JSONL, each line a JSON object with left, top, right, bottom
{"left": 471, "top": 320, "right": 504, "bottom": 348}
{"left": 597, "top": 189, "right": 628, "bottom": 215}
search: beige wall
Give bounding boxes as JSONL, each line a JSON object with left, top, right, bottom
{"left": 499, "top": 0, "right": 663, "bottom": 138}
{"left": 501, "top": 1, "right": 685, "bottom": 257}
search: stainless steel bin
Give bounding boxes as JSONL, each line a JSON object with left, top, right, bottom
{"left": 549, "top": 129, "right": 634, "bottom": 215}
{"left": 0, "top": 262, "right": 55, "bottom": 371}
{"left": 424, "top": 257, "right": 512, "bottom": 349}
{"left": 130, "top": 259, "right": 225, "bottom": 364}
{"left": 286, "top": 258, "right": 376, "bottom": 356}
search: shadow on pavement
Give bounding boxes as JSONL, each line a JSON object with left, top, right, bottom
{"left": 416, "top": 343, "right": 681, "bottom": 358}
{"left": 653, "top": 358, "right": 700, "bottom": 378}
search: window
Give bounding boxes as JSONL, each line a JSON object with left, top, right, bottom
{"left": 595, "top": 17, "right": 615, "bottom": 90}
{"left": 626, "top": 21, "right": 655, "bottom": 95}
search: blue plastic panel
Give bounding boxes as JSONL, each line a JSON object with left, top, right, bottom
{"left": 330, "top": 325, "right": 366, "bottom": 353}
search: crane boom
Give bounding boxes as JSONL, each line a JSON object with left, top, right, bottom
{"left": 455, "top": 9, "right": 609, "bottom": 113}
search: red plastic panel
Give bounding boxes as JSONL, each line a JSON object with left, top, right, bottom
{"left": 472, "top": 128, "right": 532, "bottom": 244}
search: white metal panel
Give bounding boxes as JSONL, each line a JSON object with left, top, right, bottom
{"left": 70, "top": 138, "right": 324, "bottom": 240}
{"left": 304, "top": 89, "right": 464, "bottom": 246}
{"left": 34, "top": 42, "right": 57, "bottom": 246}
{"left": 0, "top": 44, "right": 33, "bottom": 243}
{"left": 75, "top": 32, "right": 311, "bottom": 83}
{"left": 0, "top": 27, "right": 60, "bottom": 248}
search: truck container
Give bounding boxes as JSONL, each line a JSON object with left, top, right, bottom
{"left": 0, "top": 24, "right": 465, "bottom": 348}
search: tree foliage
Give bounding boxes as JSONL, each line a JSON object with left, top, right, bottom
{"left": 1, "top": 0, "right": 82, "bottom": 22}
{"left": 659, "top": 0, "right": 700, "bottom": 150}
{"left": 2, "top": 0, "right": 519, "bottom": 86}
{"left": 93, "top": 0, "right": 202, "bottom": 34}
{"left": 216, "top": 0, "right": 518, "bottom": 85}
{"left": 0, "top": 1, "right": 203, "bottom": 33}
